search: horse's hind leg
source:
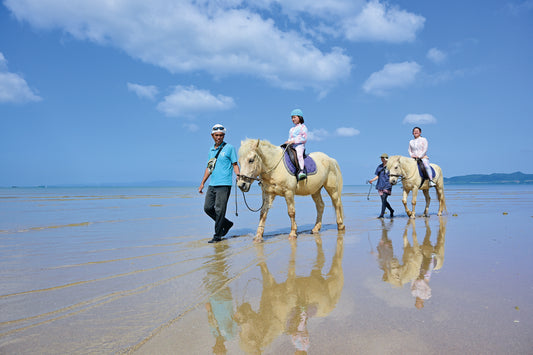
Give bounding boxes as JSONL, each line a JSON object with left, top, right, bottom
{"left": 325, "top": 185, "right": 345, "bottom": 231}
{"left": 311, "top": 190, "right": 325, "bottom": 234}
{"left": 435, "top": 184, "right": 446, "bottom": 216}
{"left": 422, "top": 189, "right": 431, "bottom": 217}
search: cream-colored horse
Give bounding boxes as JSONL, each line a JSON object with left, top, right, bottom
{"left": 387, "top": 155, "right": 446, "bottom": 218}
{"left": 237, "top": 139, "right": 344, "bottom": 242}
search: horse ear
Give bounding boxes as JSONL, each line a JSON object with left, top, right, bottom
{"left": 255, "top": 139, "right": 260, "bottom": 148}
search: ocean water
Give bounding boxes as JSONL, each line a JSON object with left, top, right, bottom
{"left": 1, "top": 185, "right": 532, "bottom": 353}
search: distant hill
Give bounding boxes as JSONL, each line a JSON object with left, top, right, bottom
{"left": 444, "top": 171, "right": 533, "bottom": 184}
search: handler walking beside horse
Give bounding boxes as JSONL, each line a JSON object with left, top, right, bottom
{"left": 368, "top": 153, "right": 394, "bottom": 219}
{"left": 199, "top": 124, "right": 240, "bottom": 243}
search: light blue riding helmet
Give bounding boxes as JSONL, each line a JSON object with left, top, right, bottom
{"left": 290, "top": 109, "right": 304, "bottom": 117}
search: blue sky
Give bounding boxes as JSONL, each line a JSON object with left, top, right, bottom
{"left": 1, "top": 0, "right": 532, "bottom": 186}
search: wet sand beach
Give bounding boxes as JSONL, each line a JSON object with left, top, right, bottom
{"left": 1, "top": 185, "right": 532, "bottom": 354}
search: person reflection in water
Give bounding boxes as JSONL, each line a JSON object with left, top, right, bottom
{"left": 411, "top": 217, "right": 447, "bottom": 309}
{"left": 204, "top": 243, "right": 237, "bottom": 354}
{"left": 234, "top": 234, "right": 344, "bottom": 354}
{"left": 376, "top": 217, "right": 446, "bottom": 309}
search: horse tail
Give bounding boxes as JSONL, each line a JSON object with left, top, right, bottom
{"left": 332, "top": 158, "right": 343, "bottom": 194}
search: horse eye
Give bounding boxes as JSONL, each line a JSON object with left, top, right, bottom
{"left": 249, "top": 158, "right": 254, "bottom": 163}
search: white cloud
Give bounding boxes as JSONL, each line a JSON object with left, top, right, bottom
{"left": 308, "top": 126, "right": 360, "bottom": 140}
{"left": 336, "top": 127, "right": 360, "bottom": 136}
{"left": 427, "top": 48, "right": 446, "bottom": 64}
{"left": 363, "top": 61, "right": 421, "bottom": 96}
{"left": 127, "top": 83, "right": 158, "bottom": 100}
{"left": 156, "top": 86, "right": 235, "bottom": 118}
{"left": 183, "top": 123, "right": 199, "bottom": 132}
{"left": 0, "top": 52, "right": 42, "bottom": 104}
{"left": 343, "top": 0, "right": 425, "bottom": 42}
{"left": 4, "top": 0, "right": 351, "bottom": 92}
{"left": 403, "top": 113, "right": 437, "bottom": 125}
{"left": 307, "top": 128, "right": 330, "bottom": 141}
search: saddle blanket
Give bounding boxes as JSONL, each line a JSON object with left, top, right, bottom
{"left": 417, "top": 163, "right": 435, "bottom": 179}
{"left": 283, "top": 151, "right": 317, "bottom": 176}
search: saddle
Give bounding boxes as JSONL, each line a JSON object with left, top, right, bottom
{"left": 415, "top": 158, "right": 436, "bottom": 188}
{"left": 280, "top": 144, "right": 317, "bottom": 180}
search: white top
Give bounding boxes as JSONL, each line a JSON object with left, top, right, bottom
{"left": 408, "top": 136, "right": 428, "bottom": 158}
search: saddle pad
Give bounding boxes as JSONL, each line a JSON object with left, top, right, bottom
{"left": 417, "top": 164, "right": 435, "bottom": 179}
{"left": 283, "top": 151, "right": 317, "bottom": 176}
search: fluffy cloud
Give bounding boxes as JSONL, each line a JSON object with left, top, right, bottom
{"left": 4, "top": 0, "right": 351, "bottom": 92}
{"left": 308, "top": 126, "right": 359, "bottom": 140}
{"left": 336, "top": 127, "right": 360, "bottom": 136}
{"left": 343, "top": 0, "right": 425, "bottom": 42}
{"left": 403, "top": 113, "right": 437, "bottom": 125}
{"left": 363, "top": 61, "right": 421, "bottom": 95}
{"left": 156, "top": 86, "right": 235, "bottom": 118}
{"left": 427, "top": 48, "right": 446, "bottom": 64}
{"left": 0, "top": 52, "right": 41, "bottom": 104}
{"left": 127, "top": 83, "right": 159, "bottom": 100}
{"left": 4, "top": 0, "right": 425, "bottom": 92}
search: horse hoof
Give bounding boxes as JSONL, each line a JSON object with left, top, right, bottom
{"left": 311, "top": 227, "right": 321, "bottom": 234}
{"left": 337, "top": 224, "right": 346, "bottom": 231}
{"left": 253, "top": 236, "right": 263, "bottom": 243}
{"left": 289, "top": 234, "right": 297, "bottom": 240}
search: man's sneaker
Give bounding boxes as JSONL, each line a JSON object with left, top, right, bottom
{"left": 208, "top": 235, "right": 223, "bottom": 243}
{"left": 298, "top": 172, "right": 307, "bottom": 180}
{"left": 221, "top": 221, "right": 233, "bottom": 237}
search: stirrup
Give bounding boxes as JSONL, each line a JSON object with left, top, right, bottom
{"left": 298, "top": 171, "right": 307, "bottom": 180}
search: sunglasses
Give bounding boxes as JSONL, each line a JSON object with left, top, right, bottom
{"left": 212, "top": 126, "right": 225, "bottom": 131}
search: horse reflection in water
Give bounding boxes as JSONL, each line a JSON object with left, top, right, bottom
{"left": 377, "top": 217, "right": 446, "bottom": 309}
{"left": 234, "top": 235, "right": 345, "bottom": 354}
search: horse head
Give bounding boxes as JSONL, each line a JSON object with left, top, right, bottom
{"left": 237, "top": 139, "right": 262, "bottom": 192}
{"left": 387, "top": 155, "right": 403, "bottom": 185}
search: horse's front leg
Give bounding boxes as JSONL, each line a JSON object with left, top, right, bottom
{"left": 254, "top": 192, "right": 276, "bottom": 243}
{"left": 410, "top": 188, "right": 419, "bottom": 219}
{"left": 284, "top": 192, "right": 297, "bottom": 239}
{"left": 422, "top": 189, "right": 431, "bottom": 217}
{"left": 311, "top": 190, "right": 325, "bottom": 234}
{"left": 402, "top": 189, "right": 411, "bottom": 217}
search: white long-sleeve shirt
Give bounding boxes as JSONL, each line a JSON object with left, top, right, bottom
{"left": 408, "top": 136, "right": 428, "bottom": 158}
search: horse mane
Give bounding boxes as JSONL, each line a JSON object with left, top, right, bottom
{"left": 239, "top": 138, "right": 281, "bottom": 160}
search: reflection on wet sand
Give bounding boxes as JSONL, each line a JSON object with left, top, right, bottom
{"left": 377, "top": 217, "right": 446, "bottom": 309}
{"left": 232, "top": 234, "right": 344, "bottom": 354}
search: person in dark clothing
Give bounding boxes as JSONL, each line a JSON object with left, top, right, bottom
{"left": 368, "top": 153, "right": 394, "bottom": 218}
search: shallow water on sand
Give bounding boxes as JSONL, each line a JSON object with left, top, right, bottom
{"left": 1, "top": 185, "right": 532, "bottom": 354}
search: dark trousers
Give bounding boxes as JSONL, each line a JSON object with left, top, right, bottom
{"left": 380, "top": 194, "right": 393, "bottom": 216}
{"left": 204, "top": 185, "right": 232, "bottom": 237}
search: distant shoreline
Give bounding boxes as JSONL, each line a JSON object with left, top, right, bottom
{"left": 3, "top": 172, "right": 533, "bottom": 188}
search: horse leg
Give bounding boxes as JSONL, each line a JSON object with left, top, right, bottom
{"left": 254, "top": 193, "right": 276, "bottom": 243}
{"left": 422, "top": 189, "right": 431, "bottom": 217}
{"left": 324, "top": 185, "right": 345, "bottom": 231}
{"left": 435, "top": 184, "right": 446, "bottom": 216}
{"left": 311, "top": 190, "right": 325, "bottom": 234}
{"left": 284, "top": 192, "right": 298, "bottom": 239}
{"left": 410, "top": 189, "right": 419, "bottom": 219}
{"left": 402, "top": 189, "right": 411, "bottom": 217}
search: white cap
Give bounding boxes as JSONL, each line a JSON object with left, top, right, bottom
{"left": 211, "top": 124, "right": 226, "bottom": 134}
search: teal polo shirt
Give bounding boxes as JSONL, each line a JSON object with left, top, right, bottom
{"left": 207, "top": 142, "right": 238, "bottom": 186}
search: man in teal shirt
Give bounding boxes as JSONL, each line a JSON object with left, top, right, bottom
{"left": 199, "top": 124, "right": 240, "bottom": 243}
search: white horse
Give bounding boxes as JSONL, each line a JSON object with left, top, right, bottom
{"left": 387, "top": 155, "right": 447, "bottom": 218}
{"left": 237, "top": 139, "right": 345, "bottom": 242}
